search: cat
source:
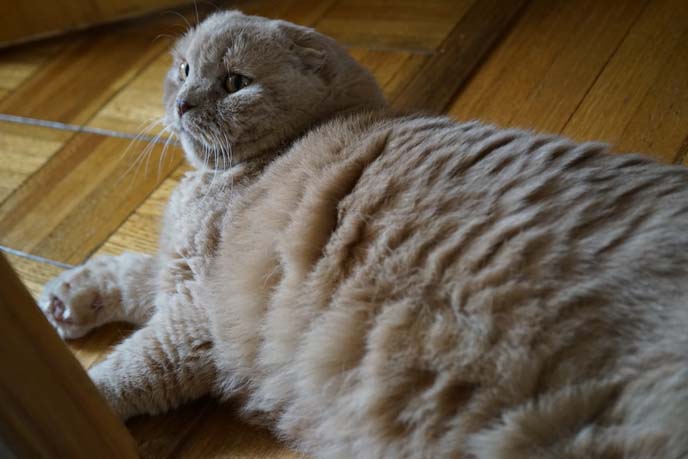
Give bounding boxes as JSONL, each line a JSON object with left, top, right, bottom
{"left": 39, "top": 10, "right": 688, "bottom": 459}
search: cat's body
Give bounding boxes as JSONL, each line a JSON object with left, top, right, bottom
{"left": 208, "top": 113, "right": 688, "bottom": 458}
{"left": 40, "top": 11, "right": 688, "bottom": 459}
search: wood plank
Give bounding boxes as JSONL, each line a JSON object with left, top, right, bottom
{"left": 316, "top": 0, "right": 476, "bottom": 52}
{"left": 0, "top": 253, "right": 137, "bottom": 458}
{"left": 0, "top": 130, "right": 183, "bottom": 265}
{"left": 0, "top": 0, "right": 194, "bottom": 47}
{"left": 0, "top": 121, "right": 74, "bottom": 203}
{"left": 617, "top": 29, "right": 688, "bottom": 162}
{"left": 393, "top": 0, "right": 527, "bottom": 113}
{"left": 0, "top": 41, "right": 64, "bottom": 97}
{"left": 98, "top": 164, "right": 190, "bottom": 256}
{"left": 173, "top": 402, "right": 300, "bottom": 459}
{"left": 0, "top": 21, "right": 172, "bottom": 125}
{"left": 348, "top": 48, "right": 429, "bottom": 101}
{"left": 562, "top": 0, "right": 688, "bottom": 162}
{"left": 0, "top": 0, "right": 97, "bottom": 47}
{"left": 128, "top": 399, "right": 214, "bottom": 459}
{"left": 88, "top": 52, "right": 173, "bottom": 137}
{"left": 448, "top": 0, "right": 647, "bottom": 132}
{"left": 4, "top": 252, "right": 65, "bottom": 299}
{"left": 237, "top": 0, "right": 337, "bottom": 25}
{"left": 381, "top": 53, "right": 429, "bottom": 104}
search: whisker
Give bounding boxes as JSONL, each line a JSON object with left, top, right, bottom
{"left": 124, "top": 147, "right": 152, "bottom": 194}
{"left": 202, "top": 142, "right": 215, "bottom": 202}
{"left": 126, "top": 121, "right": 168, "bottom": 190}
{"left": 142, "top": 129, "right": 166, "bottom": 177}
{"left": 219, "top": 130, "right": 233, "bottom": 193}
{"left": 157, "top": 127, "right": 176, "bottom": 182}
{"left": 117, "top": 116, "right": 164, "bottom": 165}
{"left": 115, "top": 117, "right": 166, "bottom": 188}
{"left": 154, "top": 33, "right": 178, "bottom": 43}
{"left": 162, "top": 10, "right": 192, "bottom": 30}
{"left": 211, "top": 136, "right": 219, "bottom": 196}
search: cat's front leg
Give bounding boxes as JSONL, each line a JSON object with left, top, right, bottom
{"left": 89, "top": 298, "right": 215, "bottom": 419}
{"left": 39, "top": 252, "right": 157, "bottom": 339}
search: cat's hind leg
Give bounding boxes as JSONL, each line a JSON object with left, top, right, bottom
{"left": 88, "top": 296, "right": 215, "bottom": 419}
{"left": 39, "top": 253, "right": 157, "bottom": 339}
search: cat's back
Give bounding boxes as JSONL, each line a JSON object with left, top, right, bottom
{"left": 207, "top": 112, "right": 688, "bottom": 458}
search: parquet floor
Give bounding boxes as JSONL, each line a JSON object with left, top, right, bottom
{"left": 1, "top": 0, "right": 687, "bottom": 457}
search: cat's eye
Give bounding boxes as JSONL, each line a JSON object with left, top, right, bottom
{"left": 179, "top": 62, "right": 190, "bottom": 81}
{"left": 225, "top": 73, "right": 251, "bottom": 93}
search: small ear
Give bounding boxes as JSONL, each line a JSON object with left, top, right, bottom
{"left": 276, "top": 22, "right": 329, "bottom": 78}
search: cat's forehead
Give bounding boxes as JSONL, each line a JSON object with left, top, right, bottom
{"left": 177, "top": 12, "right": 279, "bottom": 64}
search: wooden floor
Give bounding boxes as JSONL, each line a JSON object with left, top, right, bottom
{"left": 1, "top": 0, "right": 687, "bottom": 457}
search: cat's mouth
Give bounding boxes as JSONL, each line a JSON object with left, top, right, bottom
{"left": 177, "top": 121, "right": 273, "bottom": 169}
{"left": 180, "top": 126, "right": 226, "bottom": 152}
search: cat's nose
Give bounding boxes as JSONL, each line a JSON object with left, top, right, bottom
{"left": 176, "top": 98, "right": 196, "bottom": 117}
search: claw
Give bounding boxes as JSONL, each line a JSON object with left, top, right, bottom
{"left": 49, "top": 296, "right": 73, "bottom": 324}
{"left": 48, "top": 295, "right": 61, "bottom": 316}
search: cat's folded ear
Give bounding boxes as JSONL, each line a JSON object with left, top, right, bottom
{"left": 276, "top": 21, "right": 332, "bottom": 81}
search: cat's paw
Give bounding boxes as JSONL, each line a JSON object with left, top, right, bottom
{"left": 39, "top": 266, "right": 115, "bottom": 339}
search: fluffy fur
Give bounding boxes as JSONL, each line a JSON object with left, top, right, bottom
{"left": 40, "top": 11, "right": 688, "bottom": 459}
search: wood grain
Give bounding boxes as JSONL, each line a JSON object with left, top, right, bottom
{"left": 0, "top": 130, "right": 183, "bottom": 264}
{"left": 0, "top": 121, "right": 73, "bottom": 203}
{"left": 562, "top": 0, "right": 688, "bottom": 162}
{"left": 3, "top": 252, "right": 65, "bottom": 298}
{"left": 349, "top": 48, "right": 429, "bottom": 101}
{"left": 0, "top": 253, "right": 137, "bottom": 458}
{"left": 172, "top": 402, "right": 300, "bottom": 459}
{"left": 0, "top": 0, "right": 192, "bottom": 47}
{"left": 98, "top": 164, "right": 190, "bottom": 257}
{"left": 316, "top": 0, "right": 476, "bottom": 51}
{"left": 448, "top": 0, "right": 648, "bottom": 132}
{"left": 617, "top": 33, "right": 688, "bottom": 163}
{"left": 88, "top": 52, "right": 173, "bottom": 136}
{"left": 129, "top": 399, "right": 213, "bottom": 459}
{"left": 393, "top": 0, "right": 527, "bottom": 113}
{"left": 237, "top": 0, "right": 337, "bottom": 25}
{"left": 0, "top": 41, "right": 64, "bottom": 98}
{"left": 0, "top": 20, "right": 175, "bottom": 125}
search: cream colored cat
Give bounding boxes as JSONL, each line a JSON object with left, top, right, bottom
{"left": 40, "top": 10, "right": 688, "bottom": 459}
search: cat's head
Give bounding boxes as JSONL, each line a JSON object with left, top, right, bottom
{"left": 164, "top": 10, "right": 386, "bottom": 170}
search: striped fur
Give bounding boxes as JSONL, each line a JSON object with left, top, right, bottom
{"left": 39, "top": 11, "right": 688, "bottom": 459}
{"left": 206, "top": 113, "right": 688, "bottom": 458}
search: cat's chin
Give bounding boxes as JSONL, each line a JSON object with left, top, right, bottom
{"left": 180, "top": 130, "right": 276, "bottom": 170}
{"left": 180, "top": 133, "right": 234, "bottom": 171}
